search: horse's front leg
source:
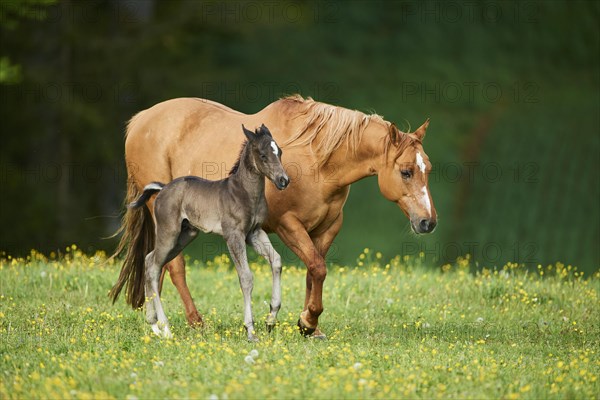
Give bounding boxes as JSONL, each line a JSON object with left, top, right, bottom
{"left": 275, "top": 216, "right": 327, "bottom": 337}
{"left": 247, "top": 229, "right": 282, "bottom": 332}
{"left": 226, "top": 233, "right": 258, "bottom": 342}
{"left": 308, "top": 213, "right": 344, "bottom": 339}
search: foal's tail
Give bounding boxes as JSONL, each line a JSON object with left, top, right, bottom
{"left": 108, "top": 181, "right": 163, "bottom": 308}
{"left": 128, "top": 182, "right": 165, "bottom": 208}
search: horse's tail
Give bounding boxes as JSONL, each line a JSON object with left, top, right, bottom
{"left": 108, "top": 181, "right": 163, "bottom": 308}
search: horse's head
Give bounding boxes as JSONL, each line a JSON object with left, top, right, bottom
{"left": 242, "top": 124, "right": 290, "bottom": 190}
{"left": 377, "top": 120, "right": 437, "bottom": 234}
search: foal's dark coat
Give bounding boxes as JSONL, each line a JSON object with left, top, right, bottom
{"left": 130, "top": 124, "right": 289, "bottom": 341}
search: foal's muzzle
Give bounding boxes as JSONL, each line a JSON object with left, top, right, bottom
{"left": 275, "top": 175, "right": 290, "bottom": 190}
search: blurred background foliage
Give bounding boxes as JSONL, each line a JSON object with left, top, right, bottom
{"left": 1, "top": 0, "right": 598, "bottom": 273}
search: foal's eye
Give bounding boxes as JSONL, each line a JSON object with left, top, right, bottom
{"left": 401, "top": 170, "right": 413, "bottom": 179}
{"left": 260, "top": 154, "right": 267, "bottom": 161}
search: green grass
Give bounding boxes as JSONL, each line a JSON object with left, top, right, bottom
{"left": 1, "top": 248, "right": 598, "bottom": 399}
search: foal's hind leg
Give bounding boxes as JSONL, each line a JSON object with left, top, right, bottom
{"left": 144, "top": 250, "right": 173, "bottom": 338}
{"left": 247, "top": 229, "right": 282, "bottom": 332}
{"left": 225, "top": 232, "right": 258, "bottom": 342}
{"left": 145, "top": 220, "right": 198, "bottom": 338}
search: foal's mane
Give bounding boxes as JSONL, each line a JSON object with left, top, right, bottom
{"left": 228, "top": 140, "right": 248, "bottom": 176}
{"left": 281, "top": 94, "right": 414, "bottom": 165}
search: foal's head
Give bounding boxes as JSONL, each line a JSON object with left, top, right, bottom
{"left": 377, "top": 120, "right": 437, "bottom": 234}
{"left": 242, "top": 124, "right": 290, "bottom": 190}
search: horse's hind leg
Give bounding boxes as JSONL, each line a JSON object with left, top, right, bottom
{"left": 225, "top": 232, "right": 257, "bottom": 342}
{"left": 248, "top": 229, "right": 282, "bottom": 332}
{"left": 159, "top": 253, "right": 204, "bottom": 327}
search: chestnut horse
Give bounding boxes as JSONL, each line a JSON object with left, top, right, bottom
{"left": 110, "top": 95, "right": 437, "bottom": 338}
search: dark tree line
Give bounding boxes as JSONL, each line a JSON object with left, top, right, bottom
{"left": 1, "top": 1, "right": 598, "bottom": 271}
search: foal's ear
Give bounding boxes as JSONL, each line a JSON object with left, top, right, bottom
{"left": 414, "top": 119, "right": 430, "bottom": 141}
{"left": 242, "top": 124, "right": 255, "bottom": 140}
{"left": 259, "top": 123, "right": 273, "bottom": 138}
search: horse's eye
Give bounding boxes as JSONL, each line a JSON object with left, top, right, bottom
{"left": 401, "top": 170, "right": 413, "bottom": 179}
{"left": 260, "top": 154, "right": 267, "bottom": 161}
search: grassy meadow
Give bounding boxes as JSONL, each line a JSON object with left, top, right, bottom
{"left": 0, "top": 247, "right": 599, "bottom": 399}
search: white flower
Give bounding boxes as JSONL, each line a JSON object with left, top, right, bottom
{"left": 476, "top": 317, "right": 484, "bottom": 323}
{"left": 249, "top": 349, "right": 259, "bottom": 359}
{"left": 208, "top": 395, "right": 218, "bottom": 400}
{"left": 353, "top": 362, "right": 362, "bottom": 371}
{"left": 358, "top": 379, "right": 367, "bottom": 385}
{"left": 40, "top": 271, "right": 47, "bottom": 278}
{"left": 422, "top": 322, "right": 431, "bottom": 329}
{"left": 244, "top": 355, "right": 255, "bottom": 365}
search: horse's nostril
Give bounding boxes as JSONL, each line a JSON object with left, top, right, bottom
{"left": 279, "top": 176, "right": 289, "bottom": 188}
{"left": 419, "top": 219, "right": 436, "bottom": 233}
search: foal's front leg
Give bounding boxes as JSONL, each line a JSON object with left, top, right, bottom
{"left": 247, "top": 229, "right": 282, "bottom": 332}
{"left": 225, "top": 232, "right": 258, "bottom": 342}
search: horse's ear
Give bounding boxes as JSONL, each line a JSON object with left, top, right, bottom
{"left": 414, "top": 119, "right": 430, "bottom": 141}
{"left": 259, "top": 124, "right": 273, "bottom": 138}
{"left": 389, "top": 123, "right": 401, "bottom": 145}
{"left": 242, "top": 124, "right": 255, "bottom": 140}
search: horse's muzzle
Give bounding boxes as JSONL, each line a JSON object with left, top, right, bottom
{"left": 275, "top": 175, "right": 290, "bottom": 190}
{"left": 412, "top": 218, "right": 437, "bottom": 234}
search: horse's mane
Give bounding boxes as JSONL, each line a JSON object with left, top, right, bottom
{"left": 228, "top": 139, "right": 248, "bottom": 175}
{"left": 281, "top": 94, "right": 413, "bottom": 165}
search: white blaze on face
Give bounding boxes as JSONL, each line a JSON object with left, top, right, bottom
{"left": 270, "top": 141, "right": 279, "bottom": 156}
{"left": 420, "top": 186, "right": 432, "bottom": 216}
{"left": 416, "top": 151, "right": 426, "bottom": 174}
{"left": 415, "top": 151, "right": 432, "bottom": 216}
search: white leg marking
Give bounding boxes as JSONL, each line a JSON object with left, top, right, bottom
{"left": 151, "top": 323, "right": 162, "bottom": 336}
{"left": 162, "top": 324, "right": 173, "bottom": 339}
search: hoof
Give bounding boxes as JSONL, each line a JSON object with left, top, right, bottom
{"left": 265, "top": 315, "right": 277, "bottom": 333}
{"left": 297, "top": 319, "right": 316, "bottom": 337}
{"left": 187, "top": 311, "right": 204, "bottom": 328}
{"left": 245, "top": 324, "right": 259, "bottom": 342}
{"left": 151, "top": 323, "right": 173, "bottom": 339}
{"left": 310, "top": 328, "right": 327, "bottom": 340}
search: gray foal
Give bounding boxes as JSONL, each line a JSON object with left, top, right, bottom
{"left": 130, "top": 124, "right": 289, "bottom": 341}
